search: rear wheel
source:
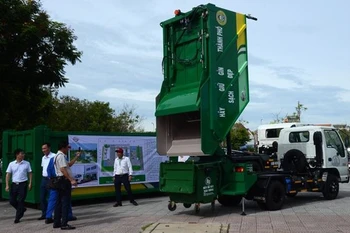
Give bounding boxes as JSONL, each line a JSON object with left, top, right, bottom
{"left": 265, "top": 181, "right": 285, "bottom": 210}
{"left": 322, "top": 174, "right": 339, "bottom": 200}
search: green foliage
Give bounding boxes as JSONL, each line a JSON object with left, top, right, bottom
{"left": 230, "top": 123, "right": 251, "bottom": 150}
{"left": 47, "top": 96, "right": 143, "bottom": 132}
{"left": 0, "top": 0, "right": 82, "bottom": 132}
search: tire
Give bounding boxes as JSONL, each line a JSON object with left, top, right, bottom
{"left": 286, "top": 192, "right": 298, "bottom": 198}
{"left": 322, "top": 174, "right": 339, "bottom": 200}
{"left": 217, "top": 195, "right": 242, "bottom": 206}
{"left": 265, "top": 181, "right": 285, "bottom": 211}
{"left": 282, "top": 149, "right": 307, "bottom": 173}
{"left": 183, "top": 203, "right": 191, "bottom": 208}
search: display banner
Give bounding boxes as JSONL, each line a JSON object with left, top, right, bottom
{"left": 68, "top": 135, "right": 168, "bottom": 187}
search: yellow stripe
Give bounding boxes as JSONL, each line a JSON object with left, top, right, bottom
{"left": 300, "top": 189, "right": 307, "bottom": 192}
{"left": 294, "top": 181, "right": 302, "bottom": 184}
{"left": 289, "top": 190, "right": 297, "bottom": 193}
{"left": 236, "top": 13, "right": 246, "bottom": 50}
{"left": 312, "top": 188, "right": 319, "bottom": 191}
{"left": 306, "top": 180, "right": 313, "bottom": 182}
{"left": 71, "top": 184, "right": 147, "bottom": 197}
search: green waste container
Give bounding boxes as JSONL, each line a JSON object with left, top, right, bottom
{"left": 159, "top": 161, "right": 220, "bottom": 204}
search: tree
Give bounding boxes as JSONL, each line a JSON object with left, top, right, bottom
{"left": 0, "top": 0, "right": 82, "bottom": 132}
{"left": 47, "top": 96, "right": 143, "bottom": 132}
{"left": 230, "top": 123, "right": 251, "bottom": 150}
{"left": 285, "top": 101, "right": 307, "bottom": 123}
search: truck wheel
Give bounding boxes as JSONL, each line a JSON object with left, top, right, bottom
{"left": 286, "top": 192, "right": 298, "bottom": 198}
{"left": 322, "top": 174, "right": 339, "bottom": 200}
{"left": 183, "top": 203, "right": 191, "bottom": 208}
{"left": 265, "top": 181, "right": 285, "bottom": 210}
{"left": 217, "top": 195, "right": 242, "bottom": 206}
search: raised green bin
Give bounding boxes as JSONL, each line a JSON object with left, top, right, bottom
{"left": 156, "top": 3, "right": 250, "bottom": 156}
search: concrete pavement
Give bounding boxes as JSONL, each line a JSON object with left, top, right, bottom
{"left": 2, "top": 184, "right": 350, "bottom": 232}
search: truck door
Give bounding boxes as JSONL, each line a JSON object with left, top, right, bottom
{"left": 324, "top": 130, "right": 349, "bottom": 182}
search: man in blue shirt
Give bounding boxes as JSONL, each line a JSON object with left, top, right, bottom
{"left": 5, "top": 149, "right": 32, "bottom": 224}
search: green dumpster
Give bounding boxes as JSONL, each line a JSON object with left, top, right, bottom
{"left": 160, "top": 161, "right": 220, "bottom": 209}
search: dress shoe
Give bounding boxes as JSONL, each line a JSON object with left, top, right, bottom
{"left": 113, "top": 203, "right": 122, "bottom": 207}
{"left": 14, "top": 219, "right": 20, "bottom": 224}
{"left": 45, "top": 218, "right": 54, "bottom": 224}
{"left": 37, "top": 216, "right": 46, "bottom": 220}
{"left": 68, "top": 216, "right": 77, "bottom": 221}
{"left": 61, "top": 224, "right": 76, "bottom": 230}
{"left": 131, "top": 200, "right": 138, "bottom": 206}
{"left": 53, "top": 224, "right": 61, "bottom": 228}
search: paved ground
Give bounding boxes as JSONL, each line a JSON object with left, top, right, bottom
{"left": 2, "top": 183, "right": 350, "bottom": 233}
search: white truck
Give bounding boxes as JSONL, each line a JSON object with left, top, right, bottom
{"left": 242, "top": 125, "right": 350, "bottom": 211}
{"left": 257, "top": 123, "right": 311, "bottom": 155}
{"left": 277, "top": 125, "right": 349, "bottom": 183}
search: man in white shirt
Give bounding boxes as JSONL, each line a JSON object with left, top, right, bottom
{"left": 113, "top": 148, "right": 138, "bottom": 207}
{"left": 5, "top": 148, "right": 32, "bottom": 224}
{"left": 53, "top": 141, "right": 77, "bottom": 230}
{"left": 38, "top": 142, "right": 55, "bottom": 220}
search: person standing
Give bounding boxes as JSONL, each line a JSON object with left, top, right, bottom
{"left": 38, "top": 142, "right": 55, "bottom": 220}
{"left": 5, "top": 149, "right": 32, "bottom": 224}
{"left": 45, "top": 149, "right": 79, "bottom": 224}
{"left": 113, "top": 148, "right": 138, "bottom": 207}
{"left": 53, "top": 141, "right": 77, "bottom": 230}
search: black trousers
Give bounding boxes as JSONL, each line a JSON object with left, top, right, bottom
{"left": 53, "top": 179, "right": 72, "bottom": 227}
{"left": 114, "top": 174, "right": 134, "bottom": 203}
{"left": 9, "top": 181, "right": 28, "bottom": 220}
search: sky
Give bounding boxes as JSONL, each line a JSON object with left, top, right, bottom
{"left": 41, "top": 0, "right": 350, "bottom": 132}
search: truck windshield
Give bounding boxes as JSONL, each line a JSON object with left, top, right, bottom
{"left": 324, "top": 130, "right": 345, "bottom": 157}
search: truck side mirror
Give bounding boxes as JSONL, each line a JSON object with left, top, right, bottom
{"left": 344, "top": 137, "right": 350, "bottom": 148}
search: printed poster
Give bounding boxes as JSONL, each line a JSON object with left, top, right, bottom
{"left": 68, "top": 135, "right": 168, "bottom": 187}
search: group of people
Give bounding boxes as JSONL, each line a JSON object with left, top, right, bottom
{"left": 5, "top": 141, "right": 138, "bottom": 230}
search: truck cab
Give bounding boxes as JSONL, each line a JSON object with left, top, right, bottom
{"left": 257, "top": 123, "right": 309, "bottom": 155}
{"left": 278, "top": 126, "right": 349, "bottom": 183}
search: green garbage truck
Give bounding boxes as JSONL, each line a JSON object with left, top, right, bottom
{"left": 155, "top": 3, "right": 350, "bottom": 213}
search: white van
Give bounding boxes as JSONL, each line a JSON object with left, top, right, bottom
{"left": 257, "top": 123, "right": 309, "bottom": 154}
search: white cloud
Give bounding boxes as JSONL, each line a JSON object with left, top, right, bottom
{"left": 250, "top": 66, "right": 306, "bottom": 90}
{"left": 65, "top": 83, "right": 88, "bottom": 90}
{"left": 336, "top": 91, "right": 350, "bottom": 103}
{"left": 98, "top": 88, "right": 158, "bottom": 102}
